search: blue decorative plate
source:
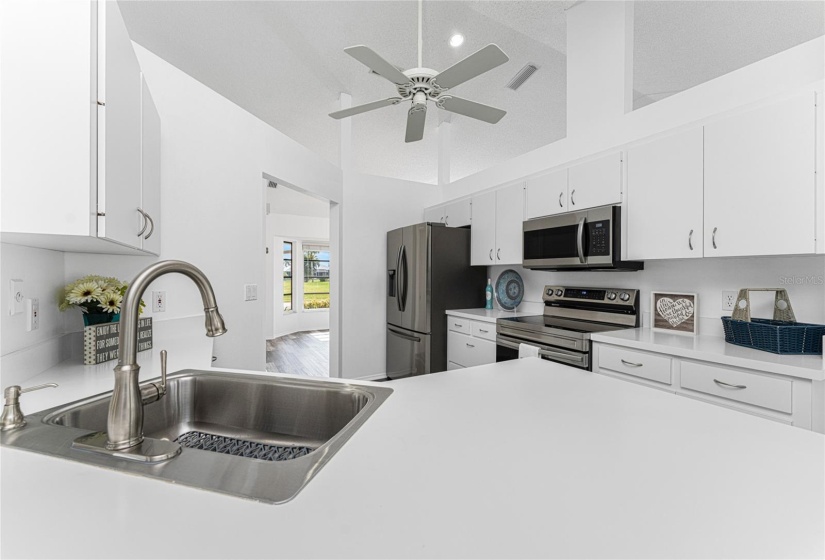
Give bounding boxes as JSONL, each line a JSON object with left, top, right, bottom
{"left": 495, "top": 269, "right": 524, "bottom": 310}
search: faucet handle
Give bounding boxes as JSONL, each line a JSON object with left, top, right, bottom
{"left": 160, "top": 350, "right": 167, "bottom": 388}
{"left": 2, "top": 382, "right": 58, "bottom": 431}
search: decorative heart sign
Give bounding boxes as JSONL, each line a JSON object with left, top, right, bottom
{"left": 656, "top": 297, "right": 695, "bottom": 327}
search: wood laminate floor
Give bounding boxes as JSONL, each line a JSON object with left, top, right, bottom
{"left": 266, "top": 330, "right": 329, "bottom": 377}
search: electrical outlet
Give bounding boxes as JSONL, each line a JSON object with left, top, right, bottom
{"left": 152, "top": 291, "right": 166, "bottom": 312}
{"left": 9, "top": 279, "right": 24, "bottom": 315}
{"left": 244, "top": 284, "right": 258, "bottom": 301}
{"left": 722, "top": 290, "right": 737, "bottom": 311}
{"left": 26, "top": 298, "right": 39, "bottom": 331}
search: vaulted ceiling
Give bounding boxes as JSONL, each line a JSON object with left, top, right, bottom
{"left": 119, "top": 1, "right": 823, "bottom": 185}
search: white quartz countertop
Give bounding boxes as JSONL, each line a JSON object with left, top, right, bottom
{"left": 2, "top": 350, "right": 823, "bottom": 558}
{"left": 445, "top": 307, "right": 540, "bottom": 323}
{"left": 592, "top": 328, "right": 825, "bottom": 381}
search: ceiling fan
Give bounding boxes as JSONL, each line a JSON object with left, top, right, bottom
{"left": 329, "top": 0, "right": 510, "bottom": 143}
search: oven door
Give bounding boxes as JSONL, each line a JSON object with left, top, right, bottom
{"left": 496, "top": 336, "right": 590, "bottom": 370}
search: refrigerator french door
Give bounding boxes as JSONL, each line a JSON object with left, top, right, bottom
{"left": 386, "top": 223, "right": 485, "bottom": 379}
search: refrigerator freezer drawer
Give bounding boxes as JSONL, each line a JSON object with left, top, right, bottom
{"left": 386, "top": 326, "right": 431, "bottom": 380}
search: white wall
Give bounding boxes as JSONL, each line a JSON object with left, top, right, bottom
{"left": 490, "top": 255, "right": 825, "bottom": 337}
{"left": 266, "top": 209, "right": 330, "bottom": 339}
{"left": 340, "top": 172, "right": 441, "bottom": 379}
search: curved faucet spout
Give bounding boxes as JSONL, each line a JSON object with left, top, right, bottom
{"left": 107, "top": 260, "right": 227, "bottom": 452}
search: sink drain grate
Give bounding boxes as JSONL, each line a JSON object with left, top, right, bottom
{"left": 174, "top": 431, "right": 314, "bottom": 461}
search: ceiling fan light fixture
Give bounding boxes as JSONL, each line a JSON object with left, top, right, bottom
{"left": 449, "top": 34, "right": 464, "bottom": 47}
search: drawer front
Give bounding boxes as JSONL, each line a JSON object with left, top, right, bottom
{"left": 680, "top": 361, "right": 793, "bottom": 414}
{"left": 448, "top": 331, "right": 496, "bottom": 368}
{"left": 448, "top": 316, "right": 471, "bottom": 335}
{"left": 471, "top": 320, "right": 496, "bottom": 341}
{"left": 598, "top": 345, "right": 672, "bottom": 385}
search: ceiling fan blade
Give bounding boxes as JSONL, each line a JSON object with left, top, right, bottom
{"left": 344, "top": 45, "right": 411, "bottom": 86}
{"left": 433, "top": 44, "right": 509, "bottom": 90}
{"left": 405, "top": 105, "right": 427, "bottom": 143}
{"left": 437, "top": 96, "right": 506, "bottom": 124}
{"left": 329, "top": 97, "right": 403, "bottom": 119}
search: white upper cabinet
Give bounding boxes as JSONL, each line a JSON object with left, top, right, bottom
{"left": 526, "top": 169, "right": 568, "bottom": 219}
{"left": 567, "top": 152, "right": 623, "bottom": 211}
{"left": 140, "top": 75, "right": 161, "bottom": 255}
{"left": 626, "top": 128, "right": 704, "bottom": 260}
{"left": 423, "top": 199, "right": 471, "bottom": 228}
{"left": 470, "top": 183, "right": 524, "bottom": 266}
{"left": 470, "top": 191, "right": 497, "bottom": 265}
{"left": 0, "top": 1, "right": 160, "bottom": 255}
{"left": 704, "top": 94, "right": 816, "bottom": 257}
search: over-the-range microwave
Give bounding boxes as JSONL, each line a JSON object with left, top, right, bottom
{"left": 522, "top": 205, "right": 643, "bottom": 271}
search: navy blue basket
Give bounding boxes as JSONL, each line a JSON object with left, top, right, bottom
{"left": 721, "top": 317, "right": 825, "bottom": 355}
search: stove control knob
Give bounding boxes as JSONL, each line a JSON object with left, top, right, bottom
{"left": 555, "top": 289, "right": 563, "bottom": 297}
{"left": 606, "top": 292, "right": 617, "bottom": 301}
{"left": 619, "top": 292, "right": 631, "bottom": 302}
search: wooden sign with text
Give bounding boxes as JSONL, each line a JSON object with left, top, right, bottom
{"left": 83, "top": 318, "right": 153, "bottom": 365}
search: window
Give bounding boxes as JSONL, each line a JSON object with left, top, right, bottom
{"left": 283, "top": 242, "right": 292, "bottom": 312}
{"left": 302, "top": 244, "right": 330, "bottom": 310}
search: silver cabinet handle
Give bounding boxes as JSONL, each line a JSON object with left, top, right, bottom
{"left": 621, "top": 359, "right": 643, "bottom": 367}
{"left": 714, "top": 379, "right": 746, "bottom": 390}
{"left": 489, "top": 249, "right": 493, "bottom": 261}
{"left": 712, "top": 227, "right": 718, "bottom": 249}
{"left": 558, "top": 192, "right": 564, "bottom": 207}
{"left": 576, "top": 217, "right": 586, "bottom": 264}
{"left": 688, "top": 229, "right": 694, "bottom": 251}
{"left": 466, "top": 343, "right": 475, "bottom": 348}
{"left": 445, "top": 215, "right": 449, "bottom": 226}
{"left": 144, "top": 212, "right": 155, "bottom": 239}
{"left": 479, "top": 329, "right": 489, "bottom": 333}
{"left": 454, "top": 323, "right": 462, "bottom": 327}
{"left": 570, "top": 188, "right": 576, "bottom": 206}
{"left": 496, "top": 248, "right": 501, "bottom": 260}
{"left": 137, "top": 208, "right": 149, "bottom": 237}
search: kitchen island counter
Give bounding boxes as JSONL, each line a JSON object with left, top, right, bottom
{"left": 2, "top": 355, "right": 823, "bottom": 559}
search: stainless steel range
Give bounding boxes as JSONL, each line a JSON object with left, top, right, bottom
{"left": 496, "top": 286, "right": 640, "bottom": 370}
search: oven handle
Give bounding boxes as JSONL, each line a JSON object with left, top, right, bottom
{"left": 496, "top": 337, "right": 586, "bottom": 366}
{"left": 576, "top": 217, "right": 586, "bottom": 264}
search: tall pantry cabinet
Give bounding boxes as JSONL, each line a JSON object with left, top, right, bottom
{"left": 1, "top": 1, "right": 161, "bottom": 255}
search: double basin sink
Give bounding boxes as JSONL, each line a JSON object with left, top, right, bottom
{"left": 0, "top": 370, "right": 393, "bottom": 503}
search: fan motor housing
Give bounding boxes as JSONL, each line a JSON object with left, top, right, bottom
{"left": 398, "top": 68, "right": 444, "bottom": 99}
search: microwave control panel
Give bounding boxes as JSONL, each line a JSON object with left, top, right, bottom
{"left": 588, "top": 220, "right": 610, "bottom": 256}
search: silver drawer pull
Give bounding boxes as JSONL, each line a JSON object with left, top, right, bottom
{"left": 714, "top": 379, "right": 746, "bottom": 390}
{"left": 620, "top": 359, "right": 643, "bottom": 367}
{"left": 454, "top": 323, "right": 462, "bottom": 327}
{"left": 478, "top": 329, "right": 488, "bottom": 333}
{"left": 466, "top": 343, "right": 475, "bottom": 348}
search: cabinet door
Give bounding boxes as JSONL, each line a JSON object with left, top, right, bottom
{"left": 568, "top": 152, "right": 622, "bottom": 211}
{"left": 470, "top": 191, "right": 496, "bottom": 266}
{"left": 140, "top": 76, "right": 161, "bottom": 255}
{"left": 704, "top": 94, "right": 816, "bottom": 257}
{"left": 495, "top": 183, "right": 525, "bottom": 264}
{"left": 444, "top": 199, "right": 471, "bottom": 227}
{"left": 424, "top": 205, "right": 444, "bottom": 223}
{"left": 626, "top": 129, "right": 703, "bottom": 260}
{"left": 97, "top": 1, "right": 143, "bottom": 249}
{"left": 526, "top": 169, "right": 567, "bottom": 219}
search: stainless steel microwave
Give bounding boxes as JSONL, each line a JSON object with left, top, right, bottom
{"left": 522, "top": 206, "right": 643, "bottom": 271}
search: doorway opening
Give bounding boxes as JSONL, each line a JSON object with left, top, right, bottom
{"left": 263, "top": 180, "right": 332, "bottom": 377}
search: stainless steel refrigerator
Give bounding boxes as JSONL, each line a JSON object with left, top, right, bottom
{"left": 386, "top": 222, "right": 486, "bottom": 379}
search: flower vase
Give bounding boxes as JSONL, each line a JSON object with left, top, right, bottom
{"left": 83, "top": 312, "right": 120, "bottom": 327}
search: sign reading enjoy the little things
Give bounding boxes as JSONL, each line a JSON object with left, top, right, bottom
{"left": 651, "top": 292, "right": 698, "bottom": 335}
{"left": 83, "top": 317, "right": 153, "bottom": 365}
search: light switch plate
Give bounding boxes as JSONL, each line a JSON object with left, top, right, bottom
{"left": 9, "top": 279, "right": 24, "bottom": 315}
{"left": 244, "top": 284, "right": 258, "bottom": 301}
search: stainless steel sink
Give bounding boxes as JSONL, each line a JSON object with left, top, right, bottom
{"left": 0, "top": 370, "right": 393, "bottom": 503}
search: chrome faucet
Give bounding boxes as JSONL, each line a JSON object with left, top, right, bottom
{"left": 102, "top": 260, "right": 226, "bottom": 458}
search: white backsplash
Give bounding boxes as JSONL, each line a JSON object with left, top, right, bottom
{"left": 490, "top": 254, "right": 825, "bottom": 337}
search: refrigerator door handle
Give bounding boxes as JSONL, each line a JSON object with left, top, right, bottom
{"left": 399, "top": 244, "right": 408, "bottom": 312}
{"left": 395, "top": 246, "right": 403, "bottom": 311}
{"left": 388, "top": 326, "right": 421, "bottom": 343}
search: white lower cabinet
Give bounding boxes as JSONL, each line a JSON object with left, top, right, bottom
{"left": 446, "top": 315, "right": 497, "bottom": 369}
{"left": 594, "top": 342, "right": 818, "bottom": 432}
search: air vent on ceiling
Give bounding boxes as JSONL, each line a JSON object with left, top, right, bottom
{"left": 267, "top": 181, "right": 278, "bottom": 189}
{"left": 506, "top": 64, "right": 538, "bottom": 91}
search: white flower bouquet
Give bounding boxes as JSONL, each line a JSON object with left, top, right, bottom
{"left": 60, "top": 275, "right": 145, "bottom": 320}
